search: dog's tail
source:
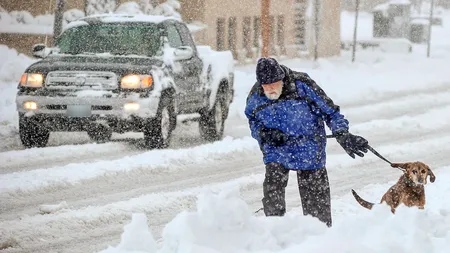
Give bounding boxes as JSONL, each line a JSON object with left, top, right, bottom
{"left": 351, "top": 189, "right": 375, "bottom": 210}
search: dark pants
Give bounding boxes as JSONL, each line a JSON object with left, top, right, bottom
{"left": 262, "top": 162, "right": 332, "bottom": 227}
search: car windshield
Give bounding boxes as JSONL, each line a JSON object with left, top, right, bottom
{"left": 56, "top": 24, "right": 161, "bottom": 56}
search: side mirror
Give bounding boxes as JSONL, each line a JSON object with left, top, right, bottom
{"left": 173, "top": 46, "right": 194, "bottom": 61}
{"left": 32, "top": 44, "right": 49, "bottom": 58}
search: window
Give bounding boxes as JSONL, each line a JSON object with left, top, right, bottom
{"left": 176, "top": 22, "right": 197, "bottom": 52}
{"left": 216, "top": 18, "right": 226, "bottom": 51}
{"left": 166, "top": 24, "right": 183, "bottom": 48}
{"left": 253, "top": 16, "right": 261, "bottom": 49}
{"left": 294, "top": 0, "right": 307, "bottom": 46}
{"left": 277, "top": 15, "right": 286, "bottom": 55}
{"left": 269, "top": 15, "right": 276, "bottom": 55}
{"left": 57, "top": 24, "right": 160, "bottom": 56}
{"left": 243, "top": 16, "right": 252, "bottom": 58}
{"left": 228, "top": 17, "right": 237, "bottom": 59}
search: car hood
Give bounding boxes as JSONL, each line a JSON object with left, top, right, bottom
{"left": 26, "top": 54, "right": 165, "bottom": 75}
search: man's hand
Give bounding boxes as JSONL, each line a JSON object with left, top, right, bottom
{"left": 335, "top": 131, "right": 369, "bottom": 158}
{"left": 259, "top": 127, "right": 288, "bottom": 147}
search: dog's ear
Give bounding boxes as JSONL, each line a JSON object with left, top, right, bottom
{"left": 391, "top": 162, "right": 408, "bottom": 172}
{"left": 427, "top": 166, "right": 436, "bottom": 183}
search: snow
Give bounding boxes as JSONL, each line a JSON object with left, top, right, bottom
{"left": 63, "top": 20, "right": 89, "bottom": 32}
{"left": 0, "top": 45, "right": 36, "bottom": 136}
{"left": 82, "top": 13, "right": 179, "bottom": 24}
{"left": 104, "top": 213, "right": 158, "bottom": 253}
{"left": 76, "top": 90, "right": 114, "bottom": 97}
{"left": 196, "top": 46, "right": 235, "bottom": 110}
{"left": 0, "top": 9, "right": 84, "bottom": 35}
{"left": 374, "top": 0, "right": 411, "bottom": 12}
{"left": 39, "top": 201, "right": 69, "bottom": 214}
{"left": 99, "top": 167, "right": 450, "bottom": 253}
{"left": 0, "top": 137, "right": 260, "bottom": 193}
{"left": 341, "top": 11, "right": 374, "bottom": 41}
{"left": 0, "top": 1, "right": 199, "bottom": 35}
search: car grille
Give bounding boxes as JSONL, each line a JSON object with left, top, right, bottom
{"left": 45, "top": 71, "right": 118, "bottom": 90}
{"left": 46, "top": 105, "right": 113, "bottom": 110}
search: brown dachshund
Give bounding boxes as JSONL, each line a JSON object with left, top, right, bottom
{"left": 351, "top": 161, "right": 436, "bottom": 214}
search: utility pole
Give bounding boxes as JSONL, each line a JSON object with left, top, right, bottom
{"left": 313, "top": 0, "right": 320, "bottom": 61}
{"left": 261, "top": 0, "right": 271, "bottom": 57}
{"left": 53, "top": 0, "right": 66, "bottom": 45}
{"left": 351, "top": 0, "right": 360, "bottom": 62}
{"left": 427, "top": 0, "right": 435, "bottom": 58}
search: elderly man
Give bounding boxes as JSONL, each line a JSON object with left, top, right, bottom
{"left": 244, "top": 57, "right": 369, "bottom": 227}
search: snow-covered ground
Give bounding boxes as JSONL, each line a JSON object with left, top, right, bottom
{"left": 1, "top": 10, "right": 450, "bottom": 253}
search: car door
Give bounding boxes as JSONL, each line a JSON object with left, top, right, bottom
{"left": 175, "top": 22, "right": 204, "bottom": 109}
{"left": 164, "top": 22, "right": 201, "bottom": 113}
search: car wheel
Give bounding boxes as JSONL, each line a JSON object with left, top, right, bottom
{"left": 19, "top": 117, "right": 50, "bottom": 148}
{"left": 144, "top": 94, "right": 176, "bottom": 149}
{"left": 199, "top": 91, "right": 227, "bottom": 142}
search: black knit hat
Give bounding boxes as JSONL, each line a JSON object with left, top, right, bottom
{"left": 256, "top": 57, "right": 285, "bottom": 85}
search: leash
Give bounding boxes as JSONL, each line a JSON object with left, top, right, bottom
{"left": 366, "top": 145, "right": 392, "bottom": 165}
{"left": 324, "top": 134, "right": 394, "bottom": 166}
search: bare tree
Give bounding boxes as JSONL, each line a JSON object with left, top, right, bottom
{"left": 53, "top": 0, "right": 65, "bottom": 42}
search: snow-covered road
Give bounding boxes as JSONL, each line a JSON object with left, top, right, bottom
{"left": 1, "top": 75, "right": 450, "bottom": 252}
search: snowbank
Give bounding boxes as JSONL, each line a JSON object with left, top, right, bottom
{"left": 0, "top": 45, "right": 35, "bottom": 136}
{"left": 0, "top": 45, "right": 34, "bottom": 83}
{"left": 341, "top": 11, "right": 374, "bottom": 41}
{"left": 99, "top": 166, "right": 450, "bottom": 253}
{"left": 0, "top": 1, "right": 187, "bottom": 35}
{"left": 0, "top": 136, "right": 260, "bottom": 193}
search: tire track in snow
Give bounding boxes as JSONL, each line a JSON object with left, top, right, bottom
{"left": 2, "top": 83, "right": 450, "bottom": 172}
{"left": 0, "top": 142, "right": 143, "bottom": 175}
{"left": 1, "top": 86, "right": 448, "bottom": 178}
{"left": 2, "top": 99, "right": 450, "bottom": 195}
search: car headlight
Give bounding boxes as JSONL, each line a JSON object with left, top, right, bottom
{"left": 120, "top": 74, "right": 153, "bottom": 89}
{"left": 20, "top": 73, "right": 44, "bottom": 88}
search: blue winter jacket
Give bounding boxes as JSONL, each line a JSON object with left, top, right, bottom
{"left": 244, "top": 66, "right": 349, "bottom": 170}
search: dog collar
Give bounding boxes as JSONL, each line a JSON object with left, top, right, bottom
{"left": 404, "top": 176, "right": 418, "bottom": 187}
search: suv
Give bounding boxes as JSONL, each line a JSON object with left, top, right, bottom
{"left": 16, "top": 14, "right": 234, "bottom": 148}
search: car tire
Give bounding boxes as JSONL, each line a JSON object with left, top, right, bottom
{"left": 87, "top": 123, "right": 112, "bottom": 143}
{"left": 199, "top": 91, "right": 228, "bottom": 142}
{"left": 19, "top": 117, "right": 50, "bottom": 148}
{"left": 144, "top": 93, "right": 176, "bottom": 149}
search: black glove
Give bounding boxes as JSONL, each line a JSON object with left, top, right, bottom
{"left": 259, "top": 127, "right": 288, "bottom": 147}
{"left": 335, "top": 131, "right": 369, "bottom": 158}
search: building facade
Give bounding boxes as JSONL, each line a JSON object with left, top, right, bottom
{"left": 1, "top": 0, "right": 342, "bottom": 62}
{"left": 180, "top": 0, "right": 341, "bottom": 62}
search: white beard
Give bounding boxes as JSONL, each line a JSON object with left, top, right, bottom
{"left": 264, "top": 86, "right": 282, "bottom": 100}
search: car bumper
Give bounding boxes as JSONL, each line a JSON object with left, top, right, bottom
{"left": 16, "top": 95, "right": 159, "bottom": 118}
{"left": 16, "top": 95, "right": 160, "bottom": 132}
